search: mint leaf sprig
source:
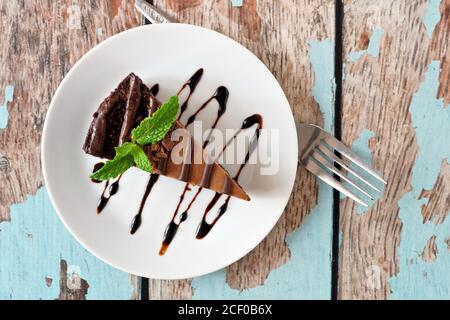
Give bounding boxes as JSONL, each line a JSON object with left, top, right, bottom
{"left": 131, "top": 96, "right": 179, "bottom": 145}
{"left": 90, "top": 96, "right": 179, "bottom": 181}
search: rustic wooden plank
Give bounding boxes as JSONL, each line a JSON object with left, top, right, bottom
{"left": 340, "top": 0, "right": 450, "bottom": 299}
{"left": 0, "top": 0, "right": 141, "bottom": 299}
{"left": 150, "top": 0, "right": 335, "bottom": 299}
{"left": 420, "top": 160, "right": 450, "bottom": 225}
{"left": 148, "top": 279, "right": 194, "bottom": 300}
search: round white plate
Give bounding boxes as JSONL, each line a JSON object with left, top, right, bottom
{"left": 42, "top": 24, "right": 298, "bottom": 279}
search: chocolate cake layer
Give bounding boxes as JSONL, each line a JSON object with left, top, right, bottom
{"left": 83, "top": 73, "right": 151, "bottom": 159}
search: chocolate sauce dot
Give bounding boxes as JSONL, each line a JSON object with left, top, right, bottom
{"left": 180, "top": 212, "right": 188, "bottom": 222}
{"left": 97, "top": 196, "right": 108, "bottom": 214}
{"left": 109, "top": 181, "right": 119, "bottom": 195}
{"left": 186, "top": 114, "right": 196, "bottom": 126}
{"left": 150, "top": 84, "right": 159, "bottom": 96}
{"left": 91, "top": 163, "right": 105, "bottom": 183}
{"left": 214, "top": 86, "right": 229, "bottom": 117}
{"left": 242, "top": 114, "right": 263, "bottom": 129}
{"left": 128, "top": 174, "right": 160, "bottom": 234}
{"left": 196, "top": 221, "right": 212, "bottom": 240}
{"left": 130, "top": 214, "right": 142, "bottom": 235}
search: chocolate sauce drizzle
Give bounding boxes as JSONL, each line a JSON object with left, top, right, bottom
{"left": 130, "top": 174, "right": 160, "bottom": 234}
{"left": 159, "top": 184, "right": 191, "bottom": 255}
{"left": 178, "top": 68, "right": 204, "bottom": 119}
{"left": 159, "top": 113, "right": 263, "bottom": 254}
{"left": 128, "top": 71, "right": 205, "bottom": 236}
{"left": 186, "top": 86, "right": 229, "bottom": 145}
{"left": 158, "top": 85, "right": 230, "bottom": 255}
{"left": 196, "top": 114, "right": 263, "bottom": 239}
{"left": 97, "top": 175, "right": 122, "bottom": 214}
{"left": 150, "top": 84, "right": 160, "bottom": 96}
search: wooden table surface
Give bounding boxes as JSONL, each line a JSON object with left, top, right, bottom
{"left": 0, "top": 0, "right": 449, "bottom": 300}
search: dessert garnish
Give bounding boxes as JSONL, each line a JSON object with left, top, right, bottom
{"left": 90, "top": 96, "right": 179, "bottom": 181}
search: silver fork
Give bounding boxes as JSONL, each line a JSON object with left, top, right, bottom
{"left": 135, "top": 0, "right": 172, "bottom": 23}
{"left": 134, "top": 2, "right": 385, "bottom": 206}
{"left": 297, "top": 124, "right": 386, "bottom": 207}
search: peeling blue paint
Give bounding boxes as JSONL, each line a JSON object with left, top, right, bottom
{"left": 192, "top": 183, "right": 333, "bottom": 299}
{"left": 191, "top": 39, "right": 335, "bottom": 299}
{"left": 423, "top": 0, "right": 441, "bottom": 38}
{"left": 0, "top": 188, "right": 133, "bottom": 300}
{"left": 348, "top": 28, "right": 384, "bottom": 62}
{"left": 308, "top": 39, "right": 335, "bottom": 132}
{"left": 231, "top": 0, "right": 243, "bottom": 7}
{"left": 352, "top": 129, "right": 374, "bottom": 169}
{"left": 389, "top": 61, "right": 450, "bottom": 299}
{"left": 96, "top": 27, "right": 103, "bottom": 37}
{"left": 366, "top": 29, "right": 384, "bottom": 57}
{"left": 0, "top": 85, "right": 14, "bottom": 129}
{"left": 348, "top": 51, "right": 365, "bottom": 63}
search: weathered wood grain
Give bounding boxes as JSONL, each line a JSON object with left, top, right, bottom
{"left": 6, "top": 0, "right": 447, "bottom": 300}
{"left": 421, "top": 235, "right": 438, "bottom": 263}
{"left": 339, "top": 0, "right": 450, "bottom": 299}
{"left": 0, "top": 0, "right": 139, "bottom": 218}
{"left": 150, "top": 0, "right": 335, "bottom": 299}
{"left": 420, "top": 160, "right": 450, "bottom": 225}
{"left": 445, "top": 238, "right": 450, "bottom": 252}
{"left": 0, "top": 0, "right": 141, "bottom": 299}
{"left": 148, "top": 279, "right": 194, "bottom": 300}
{"left": 58, "top": 259, "right": 89, "bottom": 300}
{"left": 429, "top": 0, "right": 450, "bottom": 105}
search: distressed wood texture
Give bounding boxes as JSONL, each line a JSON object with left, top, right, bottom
{"left": 0, "top": 0, "right": 140, "bottom": 299}
{"left": 5, "top": 0, "right": 448, "bottom": 300}
{"left": 339, "top": 0, "right": 450, "bottom": 299}
{"left": 149, "top": 0, "right": 335, "bottom": 299}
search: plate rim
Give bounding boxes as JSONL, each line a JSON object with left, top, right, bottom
{"left": 41, "top": 23, "right": 298, "bottom": 279}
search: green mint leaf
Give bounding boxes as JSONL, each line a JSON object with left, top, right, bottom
{"left": 131, "top": 145, "right": 153, "bottom": 173}
{"left": 118, "top": 142, "right": 152, "bottom": 173}
{"left": 115, "top": 142, "right": 139, "bottom": 157}
{"left": 131, "top": 95, "right": 179, "bottom": 145}
{"left": 90, "top": 142, "right": 153, "bottom": 181}
{"left": 90, "top": 154, "right": 134, "bottom": 181}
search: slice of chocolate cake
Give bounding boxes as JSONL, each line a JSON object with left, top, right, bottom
{"left": 83, "top": 73, "right": 151, "bottom": 159}
{"left": 83, "top": 73, "right": 250, "bottom": 201}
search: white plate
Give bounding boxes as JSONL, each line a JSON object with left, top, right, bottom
{"left": 42, "top": 24, "right": 298, "bottom": 279}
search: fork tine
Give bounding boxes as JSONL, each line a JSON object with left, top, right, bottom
{"left": 303, "top": 158, "right": 368, "bottom": 207}
{"left": 323, "top": 136, "right": 386, "bottom": 184}
{"left": 317, "top": 144, "right": 382, "bottom": 193}
{"left": 312, "top": 151, "right": 375, "bottom": 200}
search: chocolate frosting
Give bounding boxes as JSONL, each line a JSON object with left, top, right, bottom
{"left": 119, "top": 75, "right": 142, "bottom": 145}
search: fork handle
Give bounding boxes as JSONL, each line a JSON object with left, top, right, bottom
{"left": 135, "top": 0, "right": 173, "bottom": 24}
